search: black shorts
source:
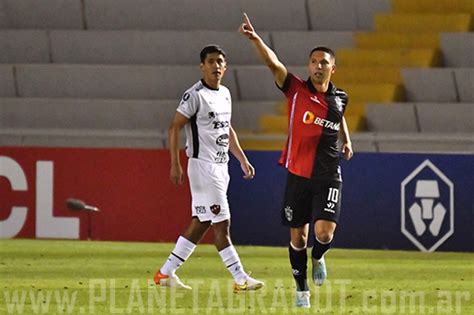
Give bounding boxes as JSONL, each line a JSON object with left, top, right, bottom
{"left": 281, "top": 171, "right": 343, "bottom": 227}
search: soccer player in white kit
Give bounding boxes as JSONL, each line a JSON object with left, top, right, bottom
{"left": 154, "top": 45, "right": 264, "bottom": 292}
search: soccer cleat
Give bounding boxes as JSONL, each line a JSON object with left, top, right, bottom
{"left": 312, "top": 256, "right": 327, "bottom": 286}
{"left": 295, "top": 291, "right": 311, "bottom": 308}
{"left": 233, "top": 274, "right": 264, "bottom": 292}
{"left": 154, "top": 271, "right": 192, "bottom": 290}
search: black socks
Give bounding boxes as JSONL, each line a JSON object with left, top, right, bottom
{"left": 312, "top": 236, "right": 332, "bottom": 260}
{"left": 289, "top": 243, "right": 309, "bottom": 292}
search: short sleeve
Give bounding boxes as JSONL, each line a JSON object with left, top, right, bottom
{"left": 278, "top": 73, "right": 304, "bottom": 99}
{"left": 176, "top": 91, "right": 199, "bottom": 118}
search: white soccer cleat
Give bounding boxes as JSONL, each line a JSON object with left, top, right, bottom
{"left": 295, "top": 291, "right": 311, "bottom": 308}
{"left": 312, "top": 256, "right": 327, "bottom": 286}
{"left": 234, "top": 274, "right": 264, "bottom": 292}
{"left": 154, "top": 271, "right": 192, "bottom": 290}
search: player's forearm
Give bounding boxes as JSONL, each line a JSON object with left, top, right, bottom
{"left": 229, "top": 127, "right": 248, "bottom": 164}
{"left": 340, "top": 116, "right": 352, "bottom": 145}
{"left": 249, "top": 35, "right": 276, "bottom": 66}
{"left": 168, "top": 125, "right": 181, "bottom": 166}
{"left": 249, "top": 36, "right": 286, "bottom": 77}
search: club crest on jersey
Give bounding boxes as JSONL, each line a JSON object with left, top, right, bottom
{"left": 284, "top": 206, "right": 293, "bottom": 222}
{"left": 210, "top": 204, "right": 221, "bottom": 215}
{"left": 208, "top": 111, "right": 216, "bottom": 119}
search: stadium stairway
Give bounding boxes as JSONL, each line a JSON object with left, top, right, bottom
{"left": 360, "top": 0, "right": 474, "bottom": 131}
{"left": 246, "top": 0, "right": 473, "bottom": 150}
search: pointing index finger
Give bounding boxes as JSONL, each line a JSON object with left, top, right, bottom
{"left": 243, "top": 12, "right": 251, "bottom": 25}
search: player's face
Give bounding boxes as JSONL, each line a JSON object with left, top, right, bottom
{"left": 308, "top": 51, "right": 335, "bottom": 85}
{"left": 200, "top": 53, "right": 227, "bottom": 84}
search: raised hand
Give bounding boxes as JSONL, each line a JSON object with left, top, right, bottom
{"left": 239, "top": 12, "right": 257, "bottom": 39}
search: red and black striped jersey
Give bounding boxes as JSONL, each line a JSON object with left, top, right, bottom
{"left": 278, "top": 73, "right": 348, "bottom": 180}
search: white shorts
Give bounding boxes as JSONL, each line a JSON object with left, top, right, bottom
{"left": 188, "top": 158, "right": 230, "bottom": 223}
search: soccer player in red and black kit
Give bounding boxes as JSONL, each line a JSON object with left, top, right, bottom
{"left": 240, "top": 13, "right": 353, "bottom": 308}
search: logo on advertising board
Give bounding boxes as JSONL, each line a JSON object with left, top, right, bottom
{"left": 0, "top": 156, "right": 79, "bottom": 239}
{"left": 401, "top": 160, "right": 454, "bottom": 252}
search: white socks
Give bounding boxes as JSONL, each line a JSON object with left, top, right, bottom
{"left": 160, "top": 236, "right": 196, "bottom": 276}
{"left": 161, "top": 238, "right": 247, "bottom": 284}
{"left": 219, "top": 245, "right": 247, "bottom": 285}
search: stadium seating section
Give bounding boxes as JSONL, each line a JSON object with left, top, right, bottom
{"left": 0, "top": 0, "right": 472, "bottom": 152}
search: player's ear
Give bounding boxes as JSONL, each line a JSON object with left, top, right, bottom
{"left": 331, "top": 63, "right": 336, "bottom": 74}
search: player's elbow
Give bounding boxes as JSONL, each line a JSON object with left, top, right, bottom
{"left": 168, "top": 123, "right": 179, "bottom": 135}
{"left": 268, "top": 62, "right": 284, "bottom": 74}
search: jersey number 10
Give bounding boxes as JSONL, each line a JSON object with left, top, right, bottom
{"left": 327, "top": 187, "right": 339, "bottom": 203}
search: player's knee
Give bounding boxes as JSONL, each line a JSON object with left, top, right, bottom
{"left": 214, "top": 232, "right": 231, "bottom": 249}
{"left": 315, "top": 232, "right": 333, "bottom": 244}
{"left": 215, "top": 227, "right": 230, "bottom": 238}
{"left": 291, "top": 235, "right": 307, "bottom": 248}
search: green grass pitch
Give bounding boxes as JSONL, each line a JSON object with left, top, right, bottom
{"left": 0, "top": 239, "right": 472, "bottom": 314}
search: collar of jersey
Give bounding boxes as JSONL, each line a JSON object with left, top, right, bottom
{"left": 305, "top": 78, "right": 337, "bottom": 95}
{"left": 200, "top": 79, "right": 220, "bottom": 91}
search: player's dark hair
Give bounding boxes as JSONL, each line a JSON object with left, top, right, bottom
{"left": 200, "top": 45, "right": 227, "bottom": 63}
{"left": 309, "top": 46, "right": 336, "bottom": 62}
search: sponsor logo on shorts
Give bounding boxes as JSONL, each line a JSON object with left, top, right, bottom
{"left": 324, "top": 202, "right": 336, "bottom": 213}
{"left": 284, "top": 206, "right": 293, "bottom": 222}
{"left": 210, "top": 204, "right": 221, "bottom": 215}
{"left": 195, "top": 206, "right": 206, "bottom": 214}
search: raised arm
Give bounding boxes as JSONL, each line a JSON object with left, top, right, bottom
{"left": 229, "top": 126, "right": 255, "bottom": 180}
{"left": 339, "top": 116, "right": 353, "bottom": 160}
{"left": 168, "top": 112, "right": 189, "bottom": 184}
{"left": 240, "top": 13, "right": 288, "bottom": 88}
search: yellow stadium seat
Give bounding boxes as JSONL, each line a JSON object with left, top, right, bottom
{"left": 337, "top": 48, "right": 442, "bottom": 67}
{"left": 344, "top": 102, "right": 366, "bottom": 117}
{"left": 260, "top": 114, "right": 287, "bottom": 134}
{"left": 332, "top": 67, "right": 402, "bottom": 84}
{"left": 392, "top": 0, "right": 474, "bottom": 14}
{"left": 276, "top": 100, "right": 288, "bottom": 115}
{"left": 375, "top": 14, "right": 473, "bottom": 32}
{"left": 340, "top": 84, "right": 405, "bottom": 102}
{"left": 354, "top": 32, "right": 439, "bottom": 49}
{"left": 344, "top": 114, "right": 366, "bottom": 132}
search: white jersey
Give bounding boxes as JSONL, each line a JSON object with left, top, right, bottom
{"left": 177, "top": 80, "right": 232, "bottom": 164}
